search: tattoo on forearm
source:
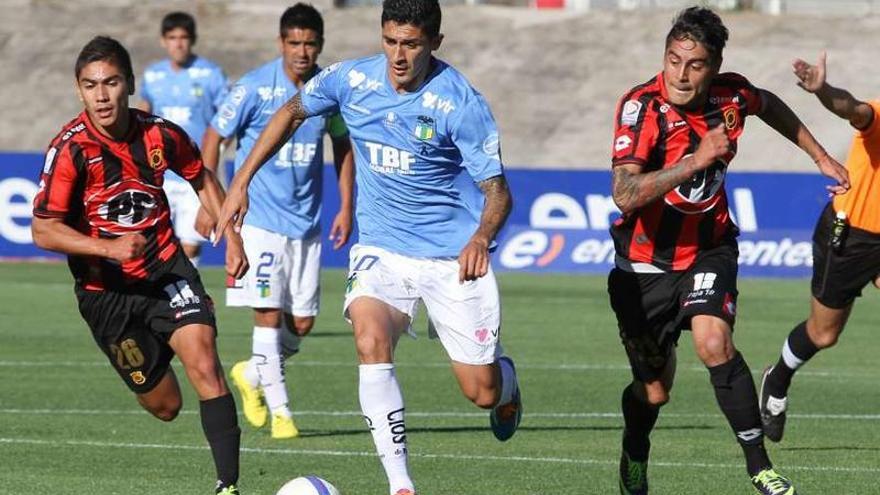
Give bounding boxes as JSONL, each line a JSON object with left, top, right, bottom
{"left": 282, "top": 93, "right": 308, "bottom": 121}
{"left": 477, "top": 176, "right": 512, "bottom": 239}
{"left": 612, "top": 163, "right": 693, "bottom": 214}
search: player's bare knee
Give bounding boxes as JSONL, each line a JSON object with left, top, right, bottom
{"left": 643, "top": 385, "right": 670, "bottom": 407}
{"left": 255, "top": 309, "right": 282, "bottom": 329}
{"left": 140, "top": 396, "right": 181, "bottom": 422}
{"left": 152, "top": 403, "right": 181, "bottom": 422}
{"left": 811, "top": 325, "right": 842, "bottom": 349}
{"left": 695, "top": 335, "right": 732, "bottom": 366}
{"left": 292, "top": 317, "right": 314, "bottom": 337}
{"left": 470, "top": 387, "right": 498, "bottom": 409}
{"left": 354, "top": 333, "right": 391, "bottom": 363}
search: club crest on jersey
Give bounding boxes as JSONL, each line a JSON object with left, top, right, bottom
{"left": 414, "top": 115, "right": 435, "bottom": 140}
{"left": 148, "top": 148, "right": 165, "bottom": 169}
{"left": 723, "top": 108, "right": 738, "bottom": 130}
{"left": 130, "top": 371, "right": 146, "bottom": 385}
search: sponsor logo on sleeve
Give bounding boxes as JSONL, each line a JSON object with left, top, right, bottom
{"left": 614, "top": 135, "right": 632, "bottom": 153}
{"left": 229, "top": 85, "right": 247, "bottom": 106}
{"left": 482, "top": 132, "right": 500, "bottom": 159}
{"left": 42, "top": 148, "right": 57, "bottom": 174}
{"left": 620, "top": 100, "right": 643, "bottom": 126}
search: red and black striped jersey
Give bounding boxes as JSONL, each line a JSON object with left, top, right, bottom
{"left": 610, "top": 72, "right": 763, "bottom": 272}
{"left": 33, "top": 109, "right": 204, "bottom": 290}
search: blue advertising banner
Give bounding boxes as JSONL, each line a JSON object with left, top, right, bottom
{"left": 1, "top": 152, "right": 833, "bottom": 277}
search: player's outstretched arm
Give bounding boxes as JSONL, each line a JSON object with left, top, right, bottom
{"left": 214, "top": 93, "right": 310, "bottom": 243}
{"left": 31, "top": 217, "right": 146, "bottom": 263}
{"left": 612, "top": 125, "right": 729, "bottom": 215}
{"left": 458, "top": 175, "right": 512, "bottom": 283}
{"left": 758, "top": 89, "right": 850, "bottom": 195}
{"left": 193, "top": 127, "right": 227, "bottom": 239}
{"left": 329, "top": 134, "right": 355, "bottom": 250}
{"left": 191, "top": 168, "right": 249, "bottom": 279}
{"left": 793, "top": 52, "right": 874, "bottom": 129}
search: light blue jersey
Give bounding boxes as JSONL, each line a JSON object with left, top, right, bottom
{"left": 300, "top": 54, "right": 503, "bottom": 258}
{"left": 141, "top": 56, "right": 227, "bottom": 182}
{"left": 213, "top": 58, "right": 348, "bottom": 240}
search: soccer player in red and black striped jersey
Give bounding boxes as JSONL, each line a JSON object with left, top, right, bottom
{"left": 607, "top": 8, "right": 849, "bottom": 495}
{"left": 31, "top": 36, "right": 248, "bottom": 495}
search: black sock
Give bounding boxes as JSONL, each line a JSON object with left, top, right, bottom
{"left": 621, "top": 384, "right": 660, "bottom": 462}
{"left": 766, "top": 321, "right": 819, "bottom": 397}
{"left": 200, "top": 394, "right": 241, "bottom": 489}
{"left": 708, "top": 352, "right": 770, "bottom": 476}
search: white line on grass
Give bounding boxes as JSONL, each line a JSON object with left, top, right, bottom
{"left": 1, "top": 408, "right": 878, "bottom": 421}
{"left": 0, "top": 360, "right": 871, "bottom": 378}
{"left": 1, "top": 437, "right": 878, "bottom": 474}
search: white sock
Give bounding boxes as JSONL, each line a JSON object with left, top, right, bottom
{"left": 252, "top": 326, "right": 290, "bottom": 417}
{"left": 497, "top": 357, "right": 518, "bottom": 406}
{"left": 359, "top": 363, "right": 413, "bottom": 494}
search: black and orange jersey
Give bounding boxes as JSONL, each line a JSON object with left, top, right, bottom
{"left": 610, "top": 72, "right": 764, "bottom": 272}
{"left": 33, "top": 109, "right": 204, "bottom": 290}
{"left": 833, "top": 100, "right": 880, "bottom": 233}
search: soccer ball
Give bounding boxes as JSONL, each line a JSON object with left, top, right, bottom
{"left": 276, "top": 476, "right": 341, "bottom": 495}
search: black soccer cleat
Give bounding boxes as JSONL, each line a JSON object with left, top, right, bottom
{"left": 619, "top": 450, "right": 648, "bottom": 495}
{"left": 759, "top": 366, "right": 788, "bottom": 443}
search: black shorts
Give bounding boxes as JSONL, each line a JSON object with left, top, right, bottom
{"left": 608, "top": 244, "right": 739, "bottom": 382}
{"left": 812, "top": 203, "right": 880, "bottom": 309}
{"left": 75, "top": 252, "right": 216, "bottom": 393}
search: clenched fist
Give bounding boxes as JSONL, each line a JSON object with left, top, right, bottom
{"left": 693, "top": 125, "right": 730, "bottom": 171}
{"left": 106, "top": 233, "right": 147, "bottom": 263}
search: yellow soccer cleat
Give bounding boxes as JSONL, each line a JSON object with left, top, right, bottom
{"left": 271, "top": 412, "right": 300, "bottom": 439}
{"left": 230, "top": 361, "right": 267, "bottom": 428}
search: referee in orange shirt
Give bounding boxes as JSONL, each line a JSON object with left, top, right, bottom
{"left": 760, "top": 52, "right": 880, "bottom": 442}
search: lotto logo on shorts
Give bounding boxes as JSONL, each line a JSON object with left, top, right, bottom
{"left": 256, "top": 279, "right": 271, "bottom": 298}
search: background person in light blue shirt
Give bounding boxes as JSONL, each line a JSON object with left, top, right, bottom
{"left": 201, "top": 4, "right": 355, "bottom": 442}
{"left": 139, "top": 11, "right": 228, "bottom": 265}
{"left": 215, "top": 1, "right": 521, "bottom": 493}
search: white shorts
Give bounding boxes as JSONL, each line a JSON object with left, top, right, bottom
{"left": 343, "top": 244, "right": 503, "bottom": 365}
{"left": 163, "top": 179, "right": 205, "bottom": 245}
{"left": 226, "top": 224, "right": 321, "bottom": 316}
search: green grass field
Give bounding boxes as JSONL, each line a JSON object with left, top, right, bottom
{"left": 0, "top": 262, "right": 878, "bottom": 494}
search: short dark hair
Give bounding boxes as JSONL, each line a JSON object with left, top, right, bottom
{"left": 666, "top": 6, "right": 728, "bottom": 64}
{"left": 161, "top": 11, "right": 197, "bottom": 43}
{"left": 381, "top": 0, "right": 442, "bottom": 39}
{"left": 280, "top": 3, "right": 324, "bottom": 40}
{"left": 75, "top": 36, "right": 135, "bottom": 92}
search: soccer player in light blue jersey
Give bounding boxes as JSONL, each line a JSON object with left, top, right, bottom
{"left": 201, "top": 4, "right": 355, "bottom": 441}
{"left": 140, "top": 12, "right": 228, "bottom": 266}
{"left": 215, "top": 1, "right": 521, "bottom": 493}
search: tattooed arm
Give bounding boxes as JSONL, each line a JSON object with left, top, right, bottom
{"left": 458, "top": 175, "right": 512, "bottom": 282}
{"left": 214, "top": 93, "right": 309, "bottom": 241}
{"left": 612, "top": 125, "right": 730, "bottom": 215}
